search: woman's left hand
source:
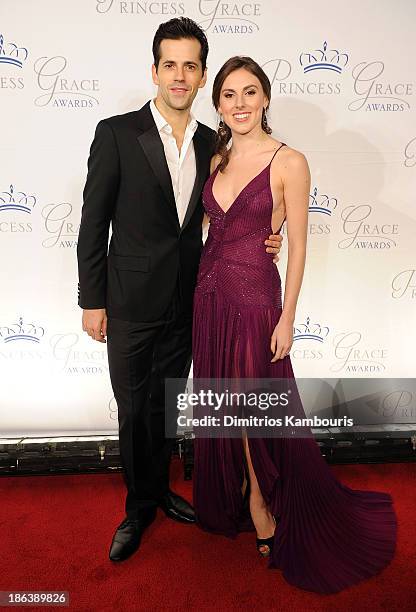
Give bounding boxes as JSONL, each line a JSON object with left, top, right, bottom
{"left": 270, "top": 316, "right": 294, "bottom": 362}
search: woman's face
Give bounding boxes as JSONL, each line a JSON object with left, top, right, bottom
{"left": 217, "top": 67, "right": 268, "bottom": 135}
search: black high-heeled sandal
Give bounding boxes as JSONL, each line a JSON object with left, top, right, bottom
{"left": 256, "top": 515, "right": 277, "bottom": 558}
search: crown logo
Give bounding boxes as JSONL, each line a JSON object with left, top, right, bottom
{"left": 299, "top": 41, "right": 348, "bottom": 74}
{"left": 0, "top": 185, "right": 37, "bottom": 214}
{"left": 293, "top": 316, "right": 330, "bottom": 343}
{"left": 0, "top": 317, "right": 45, "bottom": 344}
{"left": 0, "top": 34, "right": 28, "bottom": 68}
{"left": 309, "top": 186, "right": 338, "bottom": 216}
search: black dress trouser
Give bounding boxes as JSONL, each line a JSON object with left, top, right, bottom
{"left": 106, "top": 284, "right": 192, "bottom": 518}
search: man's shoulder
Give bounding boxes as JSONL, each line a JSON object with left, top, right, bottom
{"left": 196, "top": 120, "right": 215, "bottom": 136}
{"left": 95, "top": 105, "right": 216, "bottom": 144}
{"left": 103, "top": 110, "right": 138, "bottom": 122}
{"left": 196, "top": 121, "right": 216, "bottom": 144}
{"left": 97, "top": 102, "right": 152, "bottom": 132}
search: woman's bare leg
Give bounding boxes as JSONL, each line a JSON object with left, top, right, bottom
{"left": 242, "top": 434, "right": 276, "bottom": 554}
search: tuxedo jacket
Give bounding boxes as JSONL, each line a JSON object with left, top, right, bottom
{"left": 77, "top": 101, "right": 216, "bottom": 322}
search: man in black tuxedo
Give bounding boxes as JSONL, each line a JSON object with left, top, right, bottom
{"left": 77, "top": 17, "right": 282, "bottom": 562}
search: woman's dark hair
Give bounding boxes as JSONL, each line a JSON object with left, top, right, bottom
{"left": 212, "top": 56, "right": 272, "bottom": 171}
{"left": 152, "top": 17, "right": 209, "bottom": 72}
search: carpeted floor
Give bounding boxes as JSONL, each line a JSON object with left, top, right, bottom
{"left": 0, "top": 459, "right": 414, "bottom": 612}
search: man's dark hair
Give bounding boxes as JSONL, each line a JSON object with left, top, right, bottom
{"left": 152, "top": 17, "right": 209, "bottom": 72}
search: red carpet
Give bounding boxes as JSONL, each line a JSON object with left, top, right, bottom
{"left": 0, "top": 460, "right": 414, "bottom": 611}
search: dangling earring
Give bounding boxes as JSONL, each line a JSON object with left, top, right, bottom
{"left": 218, "top": 114, "right": 228, "bottom": 138}
{"left": 261, "top": 108, "right": 269, "bottom": 131}
{"left": 262, "top": 108, "right": 272, "bottom": 134}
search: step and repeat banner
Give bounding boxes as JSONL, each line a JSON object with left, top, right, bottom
{"left": 0, "top": 0, "right": 415, "bottom": 436}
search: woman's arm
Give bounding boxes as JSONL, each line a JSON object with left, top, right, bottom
{"left": 270, "top": 150, "right": 310, "bottom": 361}
{"left": 281, "top": 150, "right": 310, "bottom": 322}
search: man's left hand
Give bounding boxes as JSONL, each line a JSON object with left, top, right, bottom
{"left": 265, "top": 233, "right": 283, "bottom": 263}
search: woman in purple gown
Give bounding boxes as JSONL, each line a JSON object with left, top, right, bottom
{"left": 191, "top": 56, "right": 397, "bottom": 594}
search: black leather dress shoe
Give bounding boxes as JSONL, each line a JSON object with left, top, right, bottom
{"left": 158, "top": 490, "right": 195, "bottom": 523}
{"left": 109, "top": 507, "right": 157, "bottom": 562}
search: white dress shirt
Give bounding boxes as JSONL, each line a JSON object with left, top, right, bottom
{"left": 150, "top": 98, "right": 198, "bottom": 227}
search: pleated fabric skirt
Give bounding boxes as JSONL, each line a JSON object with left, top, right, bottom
{"left": 192, "top": 291, "right": 398, "bottom": 594}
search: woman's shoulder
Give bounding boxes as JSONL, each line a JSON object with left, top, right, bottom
{"left": 210, "top": 153, "right": 222, "bottom": 173}
{"left": 272, "top": 141, "right": 309, "bottom": 172}
{"left": 273, "top": 140, "right": 306, "bottom": 161}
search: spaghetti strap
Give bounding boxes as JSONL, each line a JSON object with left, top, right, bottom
{"left": 270, "top": 142, "right": 286, "bottom": 165}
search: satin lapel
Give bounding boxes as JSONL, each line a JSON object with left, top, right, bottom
{"left": 137, "top": 125, "right": 179, "bottom": 228}
{"left": 181, "top": 128, "right": 211, "bottom": 233}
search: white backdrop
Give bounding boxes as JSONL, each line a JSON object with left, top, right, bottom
{"left": 0, "top": 0, "right": 415, "bottom": 436}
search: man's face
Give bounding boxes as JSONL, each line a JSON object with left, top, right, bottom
{"left": 152, "top": 37, "right": 207, "bottom": 111}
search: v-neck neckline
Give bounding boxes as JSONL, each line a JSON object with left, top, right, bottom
{"left": 211, "top": 163, "right": 270, "bottom": 216}
{"left": 210, "top": 143, "right": 286, "bottom": 216}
